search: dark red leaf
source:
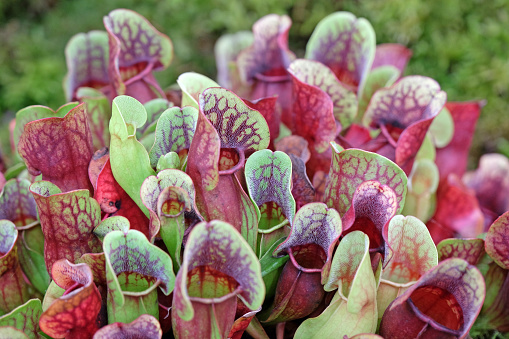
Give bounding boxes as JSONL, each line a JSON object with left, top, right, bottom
{"left": 94, "top": 159, "right": 149, "bottom": 237}
{"left": 435, "top": 101, "right": 484, "bottom": 183}
{"left": 30, "top": 181, "right": 102, "bottom": 278}
{"left": 39, "top": 260, "right": 101, "bottom": 339}
{"left": 427, "top": 175, "right": 484, "bottom": 243}
{"left": 18, "top": 103, "right": 94, "bottom": 193}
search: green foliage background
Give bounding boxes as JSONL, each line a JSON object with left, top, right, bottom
{"left": 1, "top": 0, "right": 508, "bottom": 166}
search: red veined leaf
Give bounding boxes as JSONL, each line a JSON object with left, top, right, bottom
{"left": 380, "top": 258, "right": 485, "bottom": 339}
{"left": 480, "top": 262, "right": 509, "bottom": 332}
{"left": 0, "top": 179, "right": 38, "bottom": 227}
{"left": 18, "top": 103, "right": 94, "bottom": 193}
{"left": 305, "top": 12, "right": 375, "bottom": 91}
{"left": 104, "top": 9, "right": 172, "bottom": 101}
{"left": 362, "top": 76, "right": 447, "bottom": 174}
{"left": 64, "top": 31, "right": 110, "bottom": 101}
{"left": 0, "top": 299, "right": 43, "bottom": 339}
{"left": 324, "top": 147, "right": 407, "bottom": 216}
{"left": 266, "top": 203, "right": 342, "bottom": 323}
{"left": 0, "top": 221, "right": 30, "bottom": 314}
{"left": 92, "top": 314, "right": 162, "bottom": 339}
{"left": 437, "top": 238, "right": 485, "bottom": 265}
{"left": 30, "top": 181, "right": 102, "bottom": 278}
{"left": 76, "top": 87, "right": 111, "bottom": 150}
{"left": 39, "top": 260, "right": 101, "bottom": 339}
{"left": 215, "top": 31, "right": 253, "bottom": 89}
{"left": 103, "top": 230, "right": 175, "bottom": 324}
{"left": 172, "top": 220, "right": 264, "bottom": 338}
{"left": 289, "top": 59, "right": 357, "bottom": 129}
{"left": 485, "top": 211, "right": 509, "bottom": 269}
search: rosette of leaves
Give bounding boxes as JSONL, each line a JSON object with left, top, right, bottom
{"left": 0, "top": 220, "right": 30, "bottom": 315}
{"left": 172, "top": 220, "right": 264, "bottom": 338}
{"left": 265, "top": 203, "right": 342, "bottom": 323}
{"left": 186, "top": 87, "right": 269, "bottom": 246}
{"left": 103, "top": 229, "right": 175, "bottom": 324}
{"left": 296, "top": 231, "right": 377, "bottom": 338}
{"left": 39, "top": 260, "right": 102, "bottom": 338}
{"left": 379, "top": 258, "right": 485, "bottom": 338}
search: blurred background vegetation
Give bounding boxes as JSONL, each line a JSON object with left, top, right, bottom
{"left": 1, "top": 0, "right": 508, "bottom": 168}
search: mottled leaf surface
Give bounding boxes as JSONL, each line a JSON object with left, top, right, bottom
{"left": 93, "top": 314, "right": 162, "bottom": 339}
{"left": 305, "top": 12, "right": 375, "bottom": 90}
{"left": 64, "top": 31, "right": 110, "bottom": 101}
{"left": 173, "top": 220, "right": 264, "bottom": 321}
{"left": 0, "top": 220, "right": 29, "bottom": 314}
{"left": 324, "top": 147, "right": 407, "bottom": 216}
{"left": 93, "top": 216, "right": 130, "bottom": 241}
{"left": 104, "top": 9, "right": 172, "bottom": 95}
{"left": 237, "top": 14, "right": 294, "bottom": 83}
{"left": 103, "top": 230, "right": 175, "bottom": 323}
{"left": 148, "top": 106, "right": 198, "bottom": 167}
{"left": 245, "top": 150, "right": 295, "bottom": 225}
{"left": 437, "top": 238, "right": 485, "bottom": 265}
{"left": 30, "top": 181, "right": 102, "bottom": 277}
{"left": 289, "top": 59, "right": 357, "bottom": 128}
{"left": 13, "top": 104, "right": 75, "bottom": 158}
{"left": 383, "top": 215, "right": 438, "bottom": 283}
{"left": 485, "top": 212, "right": 509, "bottom": 269}
{"left": 0, "top": 299, "right": 42, "bottom": 339}
{"left": 39, "top": 260, "right": 101, "bottom": 339}
{"left": 357, "top": 66, "right": 399, "bottom": 117}
{"left": 286, "top": 72, "right": 336, "bottom": 153}
{"left": 363, "top": 76, "right": 446, "bottom": 173}
{"left": 18, "top": 103, "right": 94, "bottom": 193}
{"left": 296, "top": 231, "right": 377, "bottom": 338}
{"left": 274, "top": 203, "right": 341, "bottom": 266}
{"left": 0, "top": 179, "right": 38, "bottom": 226}
{"left": 380, "top": 258, "right": 485, "bottom": 338}
{"left": 200, "top": 87, "right": 270, "bottom": 152}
